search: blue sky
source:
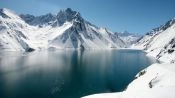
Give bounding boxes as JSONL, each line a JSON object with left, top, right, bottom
{"left": 0, "top": 0, "right": 175, "bottom": 34}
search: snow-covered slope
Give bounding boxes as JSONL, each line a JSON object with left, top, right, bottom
{"left": 115, "top": 31, "right": 141, "bottom": 47}
{"left": 0, "top": 8, "right": 126, "bottom": 51}
{"left": 83, "top": 63, "right": 175, "bottom": 98}
{"left": 132, "top": 18, "right": 175, "bottom": 63}
{"left": 0, "top": 8, "right": 40, "bottom": 51}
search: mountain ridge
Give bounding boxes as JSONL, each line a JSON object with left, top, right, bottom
{"left": 133, "top": 17, "right": 175, "bottom": 63}
{"left": 0, "top": 8, "right": 129, "bottom": 51}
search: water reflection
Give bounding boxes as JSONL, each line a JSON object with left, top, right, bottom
{"left": 0, "top": 49, "right": 157, "bottom": 98}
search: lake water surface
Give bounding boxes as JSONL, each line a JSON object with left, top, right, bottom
{"left": 0, "top": 49, "right": 157, "bottom": 98}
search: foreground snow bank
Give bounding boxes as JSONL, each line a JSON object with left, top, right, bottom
{"left": 83, "top": 63, "right": 175, "bottom": 98}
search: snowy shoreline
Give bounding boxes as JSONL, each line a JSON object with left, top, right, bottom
{"left": 83, "top": 49, "right": 175, "bottom": 98}
{"left": 83, "top": 63, "right": 175, "bottom": 98}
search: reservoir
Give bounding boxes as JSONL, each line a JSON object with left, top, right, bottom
{"left": 0, "top": 49, "right": 157, "bottom": 98}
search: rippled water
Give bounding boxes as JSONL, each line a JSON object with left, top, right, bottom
{"left": 0, "top": 49, "right": 157, "bottom": 98}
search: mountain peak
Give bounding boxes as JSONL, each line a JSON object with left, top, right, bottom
{"left": 20, "top": 8, "right": 83, "bottom": 27}
{"left": 65, "top": 8, "right": 74, "bottom": 13}
{"left": 58, "top": 8, "right": 80, "bottom": 17}
{"left": 56, "top": 8, "right": 82, "bottom": 26}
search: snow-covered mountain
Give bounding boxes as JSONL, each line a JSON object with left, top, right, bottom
{"left": 115, "top": 31, "right": 141, "bottom": 47}
{"left": 132, "top": 18, "right": 175, "bottom": 63}
{"left": 0, "top": 8, "right": 127, "bottom": 51}
{"left": 0, "top": 8, "right": 41, "bottom": 52}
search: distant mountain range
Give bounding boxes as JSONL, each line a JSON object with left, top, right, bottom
{"left": 115, "top": 31, "right": 141, "bottom": 47}
{"left": 0, "top": 8, "right": 140, "bottom": 51}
